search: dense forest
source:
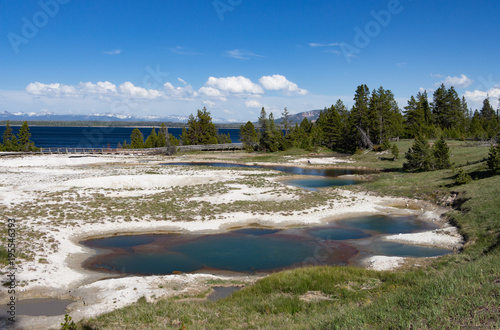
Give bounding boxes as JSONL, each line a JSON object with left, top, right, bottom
{"left": 240, "top": 84, "right": 500, "bottom": 155}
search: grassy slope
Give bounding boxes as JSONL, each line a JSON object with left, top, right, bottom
{"left": 79, "top": 141, "right": 499, "bottom": 329}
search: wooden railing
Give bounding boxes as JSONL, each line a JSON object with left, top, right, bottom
{"left": 35, "top": 143, "right": 245, "bottom": 155}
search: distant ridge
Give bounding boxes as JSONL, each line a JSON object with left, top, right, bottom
{"left": 275, "top": 109, "right": 322, "bottom": 124}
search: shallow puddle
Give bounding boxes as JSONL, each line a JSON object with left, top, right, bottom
{"left": 16, "top": 298, "right": 73, "bottom": 316}
{"left": 207, "top": 287, "right": 242, "bottom": 301}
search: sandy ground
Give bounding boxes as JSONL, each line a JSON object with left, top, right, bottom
{"left": 0, "top": 153, "right": 463, "bottom": 329}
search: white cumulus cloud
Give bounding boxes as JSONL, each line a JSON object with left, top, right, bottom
{"left": 245, "top": 100, "right": 262, "bottom": 108}
{"left": 163, "top": 82, "right": 197, "bottom": 100}
{"left": 198, "top": 86, "right": 227, "bottom": 101}
{"left": 464, "top": 86, "right": 500, "bottom": 109}
{"left": 435, "top": 74, "right": 473, "bottom": 88}
{"left": 202, "top": 100, "right": 216, "bottom": 108}
{"left": 119, "top": 82, "right": 163, "bottom": 99}
{"left": 26, "top": 82, "right": 78, "bottom": 97}
{"left": 259, "top": 74, "right": 308, "bottom": 95}
{"left": 78, "top": 81, "right": 117, "bottom": 94}
{"left": 205, "top": 76, "right": 264, "bottom": 95}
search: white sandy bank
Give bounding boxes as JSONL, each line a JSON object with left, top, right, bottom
{"left": 0, "top": 153, "right": 463, "bottom": 329}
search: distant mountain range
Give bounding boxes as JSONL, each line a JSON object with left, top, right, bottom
{"left": 0, "top": 110, "right": 323, "bottom": 125}
{"left": 0, "top": 111, "right": 230, "bottom": 124}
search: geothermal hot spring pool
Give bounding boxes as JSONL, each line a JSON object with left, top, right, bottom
{"left": 81, "top": 215, "right": 452, "bottom": 276}
{"left": 80, "top": 163, "right": 452, "bottom": 276}
{"left": 162, "top": 162, "right": 371, "bottom": 191}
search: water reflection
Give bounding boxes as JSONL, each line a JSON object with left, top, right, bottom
{"left": 163, "top": 162, "right": 371, "bottom": 177}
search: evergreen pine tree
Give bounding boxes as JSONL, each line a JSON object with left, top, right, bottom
{"left": 169, "top": 134, "right": 179, "bottom": 146}
{"left": 480, "top": 98, "right": 496, "bottom": 121}
{"left": 432, "top": 85, "right": 465, "bottom": 134}
{"left": 1, "top": 121, "right": 17, "bottom": 151}
{"left": 348, "top": 85, "right": 370, "bottom": 149}
{"left": 316, "top": 104, "right": 342, "bottom": 150}
{"left": 144, "top": 128, "right": 158, "bottom": 148}
{"left": 267, "top": 112, "right": 281, "bottom": 152}
{"left": 480, "top": 98, "right": 499, "bottom": 138}
{"left": 282, "top": 107, "right": 290, "bottom": 136}
{"left": 217, "top": 132, "right": 232, "bottom": 144}
{"left": 156, "top": 124, "right": 168, "bottom": 147}
{"left": 239, "top": 121, "right": 258, "bottom": 152}
{"left": 187, "top": 107, "right": 218, "bottom": 145}
{"left": 293, "top": 118, "right": 312, "bottom": 150}
{"left": 258, "top": 108, "right": 271, "bottom": 152}
{"left": 404, "top": 95, "right": 421, "bottom": 138}
{"left": 403, "top": 135, "right": 434, "bottom": 172}
{"left": 351, "top": 84, "right": 370, "bottom": 129}
{"left": 487, "top": 135, "right": 500, "bottom": 174}
{"left": 130, "top": 128, "right": 144, "bottom": 148}
{"left": 17, "top": 121, "right": 34, "bottom": 151}
{"left": 433, "top": 137, "right": 451, "bottom": 169}
{"left": 180, "top": 127, "right": 189, "bottom": 145}
{"left": 432, "top": 84, "right": 449, "bottom": 129}
{"left": 391, "top": 144, "right": 399, "bottom": 161}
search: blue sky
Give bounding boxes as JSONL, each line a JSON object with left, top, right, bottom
{"left": 1, "top": 0, "right": 499, "bottom": 122}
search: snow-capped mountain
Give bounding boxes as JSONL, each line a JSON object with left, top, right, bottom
{"left": 0, "top": 111, "right": 219, "bottom": 123}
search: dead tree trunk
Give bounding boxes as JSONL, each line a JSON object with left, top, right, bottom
{"left": 355, "top": 125, "right": 374, "bottom": 150}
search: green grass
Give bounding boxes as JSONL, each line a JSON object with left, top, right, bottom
{"left": 0, "top": 245, "right": 8, "bottom": 266}
{"left": 69, "top": 142, "right": 500, "bottom": 328}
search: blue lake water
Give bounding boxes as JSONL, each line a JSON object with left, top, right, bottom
{"left": 0, "top": 126, "right": 241, "bottom": 148}
{"left": 81, "top": 215, "right": 450, "bottom": 276}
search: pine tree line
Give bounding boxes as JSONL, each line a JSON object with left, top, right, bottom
{"left": 240, "top": 84, "right": 500, "bottom": 153}
{"left": 123, "top": 107, "right": 231, "bottom": 150}
{"left": 0, "top": 121, "right": 37, "bottom": 151}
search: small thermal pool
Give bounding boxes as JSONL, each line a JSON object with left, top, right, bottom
{"left": 162, "top": 162, "right": 371, "bottom": 190}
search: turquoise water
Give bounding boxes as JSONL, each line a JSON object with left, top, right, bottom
{"left": 308, "top": 227, "right": 371, "bottom": 240}
{"left": 365, "top": 241, "right": 451, "bottom": 258}
{"left": 284, "top": 177, "right": 359, "bottom": 191}
{"left": 81, "top": 216, "right": 449, "bottom": 276}
{"left": 83, "top": 232, "right": 355, "bottom": 275}
{"left": 163, "top": 162, "right": 369, "bottom": 190}
{"left": 338, "top": 215, "right": 433, "bottom": 234}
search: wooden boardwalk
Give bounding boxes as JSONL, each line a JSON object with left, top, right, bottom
{"left": 34, "top": 143, "right": 245, "bottom": 155}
